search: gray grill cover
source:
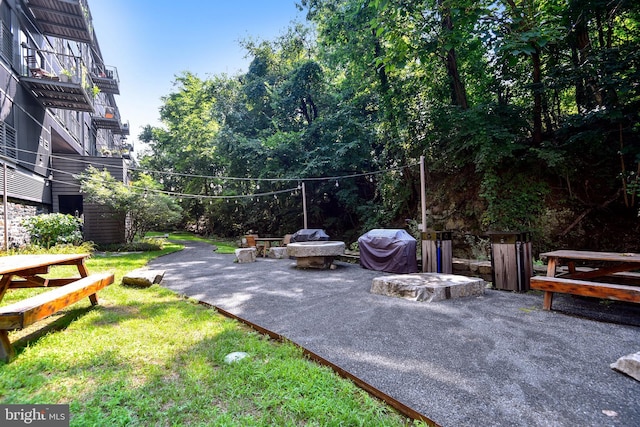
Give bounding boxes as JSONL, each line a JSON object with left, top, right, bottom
{"left": 358, "top": 229, "right": 418, "bottom": 273}
{"left": 290, "top": 229, "right": 329, "bottom": 243}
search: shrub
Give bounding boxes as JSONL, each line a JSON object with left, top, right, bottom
{"left": 21, "top": 213, "right": 83, "bottom": 248}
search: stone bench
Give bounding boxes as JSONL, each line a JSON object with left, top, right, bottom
{"left": 287, "top": 241, "right": 345, "bottom": 269}
{"left": 235, "top": 248, "right": 257, "bottom": 263}
{"left": 268, "top": 247, "right": 288, "bottom": 259}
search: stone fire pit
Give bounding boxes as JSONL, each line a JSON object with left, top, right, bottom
{"left": 287, "top": 241, "right": 345, "bottom": 269}
{"left": 371, "top": 273, "right": 485, "bottom": 302}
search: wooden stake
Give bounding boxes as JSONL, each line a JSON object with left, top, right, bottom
{"left": 302, "top": 182, "right": 308, "bottom": 229}
{"left": 420, "top": 155, "right": 427, "bottom": 272}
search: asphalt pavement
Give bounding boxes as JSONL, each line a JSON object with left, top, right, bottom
{"left": 148, "top": 241, "right": 640, "bottom": 427}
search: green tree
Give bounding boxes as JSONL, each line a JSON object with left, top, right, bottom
{"left": 135, "top": 0, "right": 640, "bottom": 249}
{"left": 77, "top": 166, "right": 183, "bottom": 243}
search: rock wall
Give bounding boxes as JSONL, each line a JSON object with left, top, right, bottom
{"left": 0, "top": 199, "right": 49, "bottom": 249}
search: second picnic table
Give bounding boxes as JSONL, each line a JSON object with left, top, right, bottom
{"left": 533, "top": 250, "right": 640, "bottom": 310}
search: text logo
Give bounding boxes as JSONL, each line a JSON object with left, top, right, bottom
{"left": 1, "top": 405, "right": 69, "bottom": 426}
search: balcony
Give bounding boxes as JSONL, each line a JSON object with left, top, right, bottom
{"left": 26, "top": 0, "right": 94, "bottom": 44}
{"left": 91, "top": 65, "right": 119, "bottom": 94}
{"left": 115, "top": 121, "right": 130, "bottom": 136}
{"left": 20, "top": 47, "right": 94, "bottom": 112}
{"left": 92, "top": 103, "right": 121, "bottom": 131}
{"left": 93, "top": 104, "right": 129, "bottom": 136}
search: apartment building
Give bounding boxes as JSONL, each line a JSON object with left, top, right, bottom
{"left": 0, "top": 0, "right": 130, "bottom": 247}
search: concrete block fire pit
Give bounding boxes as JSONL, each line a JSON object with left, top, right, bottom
{"left": 287, "top": 241, "right": 345, "bottom": 269}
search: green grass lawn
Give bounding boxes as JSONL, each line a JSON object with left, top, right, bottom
{"left": 0, "top": 236, "right": 427, "bottom": 426}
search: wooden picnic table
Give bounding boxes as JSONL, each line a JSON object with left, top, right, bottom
{"left": 532, "top": 250, "right": 640, "bottom": 310}
{"left": 0, "top": 254, "right": 114, "bottom": 362}
{"left": 542, "top": 250, "right": 640, "bottom": 281}
{"left": 0, "top": 254, "right": 90, "bottom": 296}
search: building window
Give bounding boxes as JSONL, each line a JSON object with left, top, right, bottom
{"left": 0, "top": 2, "right": 13, "bottom": 63}
{"left": 0, "top": 121, "right": 17, "bottom": 161}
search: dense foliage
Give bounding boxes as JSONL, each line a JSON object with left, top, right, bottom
{"left": 21, "top": 213, "right": 83, "bottom": 248}
{"left": 137, "top": 0, "right": 640, "bottom": 252}
{"left": 77, "top": 166, "right": 183, "bottom": 243}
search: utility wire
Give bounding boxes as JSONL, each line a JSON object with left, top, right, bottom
{"left": 16, "top": 147, "right": 418, "bottom": 183}
{"left": 16, "top": 155, "right": 301, "bottom": 200}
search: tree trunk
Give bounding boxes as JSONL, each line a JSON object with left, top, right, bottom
{"left": 445, "top": 48, "right": 469, "bottom": 109}
{"left": 570, "top": 45, "right": 588, "bottom": 113}
{"left": 439, "top": 1, "right": 468, "bottom": 109}
{"left": 573, "top": 17, "right": 604, "bottom": 108}
{"left": 372, "top": 30, "right": 399, "bottom": 141}
{"left": 531, "top": 49, "right": 543, "bottom": 146}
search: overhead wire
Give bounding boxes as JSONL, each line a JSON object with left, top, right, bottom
{"left": 17, "top": 147, "right": 417, "bottom": 183}
{"left": 12, "top": 147, "right": 418, "bottom": 201}
{"left": 14, "top": 154, "right": 301, "bottom": 200}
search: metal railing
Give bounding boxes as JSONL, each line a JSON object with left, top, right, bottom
{"left": 91, "top": 64, "right": 119, "bottom": 82}
{"left": 93, "top": 102, "right": 120, "bottom": 121}
{"left": 22, "top": 46, "right": 93, "bottom": 92}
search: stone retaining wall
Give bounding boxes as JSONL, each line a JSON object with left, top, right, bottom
{"left": 0, "top": 199, "right": 49, "bottom": 249}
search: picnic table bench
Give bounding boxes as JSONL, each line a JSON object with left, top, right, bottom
{"left": 0, "top": 254, "right": 114, "bottom": 362}
{"left": 532, "top": 250, "right": 640, "bottom": 310}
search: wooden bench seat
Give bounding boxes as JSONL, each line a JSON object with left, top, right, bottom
{"left": 530, "top": 276, "right": 640, "bottom": 310}
{"left": 0, "top": 272, "right": 114, "bottom": 361}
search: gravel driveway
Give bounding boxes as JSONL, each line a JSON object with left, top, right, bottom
{"left": 149, "top": 241, "right": 640, "bottom": 427}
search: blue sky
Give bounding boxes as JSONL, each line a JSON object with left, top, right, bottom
{"left": 89, "top": 0, "right": 305, "bottom": 151}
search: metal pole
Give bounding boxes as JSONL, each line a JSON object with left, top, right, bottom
{"left": 420, "top": 155, "right": 427, "bottom": 272}
{"left": 302, "top": 181, "right": 308, "bottom": 229}
{"left": 3, "top": 161, "right": 8, "bottom": 251}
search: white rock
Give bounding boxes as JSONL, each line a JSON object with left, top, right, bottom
{"left": 224, "top": 352, "right": 249, "bottom": 364}
{"left": 611, "top": 351, "right": 640, "bottom": 381}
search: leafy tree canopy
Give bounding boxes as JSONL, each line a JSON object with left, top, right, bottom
{"left": 136, "top": 0, "right": 640, "bottom": 252}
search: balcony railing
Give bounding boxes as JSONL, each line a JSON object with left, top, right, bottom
{"left": 26, "top": 0, "right": 94, "bottom": 44}
{"left": 115, "top": 121, "right": 130, "bottom": 136}
{"left": 93, "top": 103, "right": 129, "bottom": 136}
{"left": 97, "top": 138, "right": 132, "bottom": 158}
{"left": 92, "top": 102, "right": 121, "bottom": 131}
{"left": 20, "top": 46, "right": 94, "bottom": 112}
{"left": 91, "top": 64, "right": 119, "bottom": 94}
